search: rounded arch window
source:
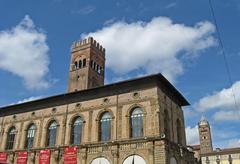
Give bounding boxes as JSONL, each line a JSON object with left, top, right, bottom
{"left": 91, "top": 157, "right": 110, "bottom": 164}
{"left": 164, "top": 110, "right": 170, "bottom": 139}
{"left": 99, "top": 112, "right": 112, "bottom": 141}
{"left": 176, "top": 119, "right": 182, "bottom": 144}
{"left": 123, "top": 155, "right": 146, "bottom": 164}
{"left": 71, "top": 117, "right": 84, "bottom": 145}
{"left": 26, "top": 124, "right": 36, "bottom": 149}
{"left": 130, "top": 107, "right": 144, "bottom": 138}
{"left": 47, "top": 121, "right": 58, "bottom": 147}
{"left": 170, "top": 157, "right": 178, "bottom": 164}
{"left": 6, "top": 127, "right": 16, "bottom": 150}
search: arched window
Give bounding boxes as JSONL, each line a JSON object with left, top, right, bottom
{"left": 164, "top": 110, "right": 170, "bottom": 139}
{"left": 83, "top": 59, "right": 86, "bottom": 67}
{"left": 79, "top": 60, "right": 82, "bottom": 69}
{"left": 71, "top": 117, "right": 84, "bottom": 145}
{"left": 130, "top": 107, "right": 144, "bottom": 138}
{"left": 47, "top": 121, "right": 57, "bottom": 147}
{"left": 6, "top": 127, "right": 16, "bottom": 150}
{"left": 74, "top": 61, "right": 78, "bottom": 70}
{"left": 91, "top": 157, "right": 110, "bottom": 164}
{"left": 26, "top": 124, "right": 36, "bottom": 149}
{"left": 176, "top": 119, "right": 182, "bottom": 144}
{"left": 99, "top": 112, "right": 112, "bottom": 141}
{"left": 123, "top": 155, "right": 147, "bottom": 164}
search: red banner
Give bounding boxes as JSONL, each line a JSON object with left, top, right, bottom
{"left": 16, "top": 152, "right": 28, "bottom": 164}
{"left": 64, "top": 147, "right": 77, "bottom": 164}
{"left": 0, "top": 152, "right": 8, "bottom": 163}
{"left": 39, "top": 150, "right": 51, "bottom": 164}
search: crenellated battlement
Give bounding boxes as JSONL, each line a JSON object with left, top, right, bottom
{"left": 71, "top": 37, "right": 105, "bottom": 53}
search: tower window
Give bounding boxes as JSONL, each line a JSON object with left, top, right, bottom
{"left": 97, "top": 65, "right": 100, "bottom": 73}
{"left": 74, "top": 62, "right": 78, "bottom": 70}
{"left": 79, "top": 60, "right": 82, "bottom": 69}
{"left": 90, "top": 60, "right": 93, "bottom": 68}
{"left": 83, "top": 59, "right": 86, "bottom": 67}
{"left": 93, "top": 62, "right": 96, "bottom": 70}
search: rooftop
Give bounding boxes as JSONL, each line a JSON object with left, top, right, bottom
{"left": 0, "top": 73, "right": 190, "bottom": 117}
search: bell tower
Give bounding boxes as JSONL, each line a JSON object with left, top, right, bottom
{"left": 198, "top": 116, "right": 213, "bottom": 154}
{"left": 68, "top": 37, "right": 105, "bottom": 92}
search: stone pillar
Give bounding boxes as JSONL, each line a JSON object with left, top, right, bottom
{"left": 154, "top": 140, "right": 167, "bottom": 164}
{"left": 41, "top": 127, "right": 47, "bottom": 147}
{"left": 20, "top": 129, "right": 27, "bottom": 149}
{"left": 80, "top": 148, "right": 87, "bottom": 164}
{"left": 148, "top": 142, "right": 154, "bottom": 164}
{"left": 111, "top": 145, "right": 119, "bottom": 164}
{"left": 1, "top": 130, "right": 7, "bottom": 150}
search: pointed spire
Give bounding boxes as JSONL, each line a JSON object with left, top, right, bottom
{"left": 199, "top": 115, "right": 209, "bottom": 126}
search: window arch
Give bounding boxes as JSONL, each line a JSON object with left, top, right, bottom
{"left": 71, "top": 117, "right": 84, "bottom": 145}
{"left": 123, "top": 154, "right": 147, "bottom": 164}
{"left": 91, "top": 157, "right": 110, "bottom": 164}
{"left": 6, "top": 127, "right": 16, "bottom": 150}
{"left": 99, "top": 112, "right": 112, "bottom": 141}
{"left": 83, "top": 59, "right": 86, "bottom": 67}
{"left": 74, "top": 61, "right": 78, "bottom": 70}
{"left": 176, "top": 119, "right": 182, "bottom": 144}
{"left": 26, "top": 124, "right": 36, "bottom": 149}
{"left": 164, "top": 110, "right": 170, "bottom": 139}
{"left": 47, "top": 121, "right": 57, "bottom": 147}
{"left": 79, "top": 60, "right": 82, "bottom": 69}
{"left": 130, "top": 107, "right": 144, "bottom": 138}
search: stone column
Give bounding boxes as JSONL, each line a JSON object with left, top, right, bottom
{"left": 154, "top": 140, "right": 167, "bottom": 164}
{"left": 80, "top": 148, "right": 87, "bottom": 164}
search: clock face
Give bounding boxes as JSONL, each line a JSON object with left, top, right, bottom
{"left": 91, "top": 157, "right": 110, "bottom": 164}
{"left": 123, "top": 155, "right": 146, "bottom": 164}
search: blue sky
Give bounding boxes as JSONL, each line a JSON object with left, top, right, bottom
{"left": 0, "top": 0, "right": 240, "bottom": 148}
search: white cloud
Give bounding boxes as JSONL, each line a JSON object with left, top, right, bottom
{"left": 16, "top": 96, "right": 42, "bottom": 104}
{"left": 214, "top": 110, "right": 240, "bottom": 121}
{"left": 227, "top": 138, "right": 240, "bottom": 148}
{"left": 72, "top": 6, "right": 96, "bottom": 15}
{"left": 165, "top": 2, "right": 177, "bottom": 9}
{"left": 82, "top": 17, "right": 216, "bottom": 82}
{"left": 0, "top": 15, "right": 50, "bottom": 90}
{"left": 185, "top": 126, "right": 199, "bottom": 145}
{"left": 195, "top": 81, "right": 240, "bottom": 112}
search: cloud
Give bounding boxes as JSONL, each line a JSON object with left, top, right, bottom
{"left": 72, "top": 5, "right": 96, "bottom": 15}
{"left": 82, "top": 17, "right": 216, "bottom": 82}
{"left": 227, "top": 138, "right": 240, "bottom": 148}
{"left": 16, "top": 96, "right": 42, "bottom": 104}
{"left": 0, "top": 15, "right": 50, "bottom": 90}
{"left": 214, "top": 110, "right": 240, "bottom": 121}
{"left": 165, "top": 2, "right": 177, "bottom": 9}
{"left": 195, "top": 81, "right": 240, "bottom": 112}
{"left": 185, "top": 126, "right": 199, "bottom": 145}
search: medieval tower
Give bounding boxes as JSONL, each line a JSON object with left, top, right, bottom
{"left": 198, "top": 116, "right": 213, "bottom": 154}
{"left": 68, "top": 37, "right": 105, "bottom": 92}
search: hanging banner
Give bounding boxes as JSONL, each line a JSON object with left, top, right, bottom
{"left": 64, "top": 147, "right": 77, "bottom": 164}
{"left": 0, "top": 152, "right": 8, "bottom": 163}
{"left": 39, "top": 150, "right": 51, "bottom": 164}
{"left": 16, "top": 152, "right": 28, "bottom": 164}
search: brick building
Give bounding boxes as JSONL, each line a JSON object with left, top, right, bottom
{"left": 0, "top": 37, "right": 194, "bottom": 164}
